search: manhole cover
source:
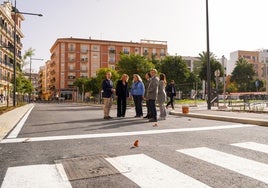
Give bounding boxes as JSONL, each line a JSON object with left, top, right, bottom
{"left": 55, "top": 155, "right": 122, "bottom": 180}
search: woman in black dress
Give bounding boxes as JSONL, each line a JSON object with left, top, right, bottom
{"left": 116, "top": 74, "right": 129, "bottom": 117}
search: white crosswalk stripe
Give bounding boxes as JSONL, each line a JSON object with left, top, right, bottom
{"left": 1, "top": 164, "right": 72, "bottom": 188}
{"left": 2, "top": 142, "right": 268, "bottom": 187}
{"left": 231, "top": 142, "right": 268, "bottom": 154}
{"left": 105, "top": 154, "right": 211, "bottom": 188}
{"left": 177, "top": 146, "right": 268, "bottom": 184}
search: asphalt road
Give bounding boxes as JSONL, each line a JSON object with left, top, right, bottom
{"left": 0, "top": 103, "right": 268, "bottom": 188}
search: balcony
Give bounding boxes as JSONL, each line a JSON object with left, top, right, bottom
{"left": 81, "top": 49, "right": 88, "bottom": 53}
{"left": 67, "top": 75, "right": 76, "bottom": 80}
{"left": 143, "top": 51, "right": 149, "bottom": 56}
{"left": 68, "top": 48, "right": 75, "bottom": 52}
{"left": 109, "top": 49, "right": 116, "bottom": 54}
{"left": 81, "top": 58, "right": 88, "bottom": 62}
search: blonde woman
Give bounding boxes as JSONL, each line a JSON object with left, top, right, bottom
{"left": 130, "top": 74, "right": 145, "bottom": 117}
{"left": 158, "top": 73, "right": 167, "bottom": 120}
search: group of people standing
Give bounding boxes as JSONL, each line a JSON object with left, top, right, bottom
{"left": 101, "top": 69, "right": 176, "bottom": 122}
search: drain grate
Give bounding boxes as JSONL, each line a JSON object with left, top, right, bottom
{"left": 55, "top": 155, "right": 121, "bottom": 181}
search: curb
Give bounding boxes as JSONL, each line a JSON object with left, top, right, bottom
{"left": 170, "top": 111, "right": 268, "bottom": 126}
{"left": 0, "top": 104, "right": 35, "bottom": 141}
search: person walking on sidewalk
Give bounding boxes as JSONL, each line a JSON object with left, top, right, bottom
{"left": 158, "top": 73, "right": 167, "bottom": 120}
{"left": 146, "top": 69, "right": 159, "bottom": 122}
{"left": 116, "top": 74, "right": 129, "bottom": 118}
{"left": 130, "top": 74, "right": 145, "bottom": 118}
{"left": 102, "top": 71, "right": 115, "bottom": 120}
{"left": 166, "top": 80, "right": 176, "bottom": 110}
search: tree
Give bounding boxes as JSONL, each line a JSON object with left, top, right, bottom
{"left": 22, "top": 47, "right": 35, "bottom": 70}
{"left": 230, "top": 57, "right": 255, "bottom": 92}
{"left": 88, "top": 78, "right": 100, "bottom": 96}
{"left": 198, "top": 51, "right": 223, "bottom": 87}
{"left": 226, "top": 82, "right": 238, "bottom": 93}
{"left": 116, "top": 54, "right": 154, "bottom": 79}
{"left": 158, "top": 56, "right": 191, "bottom": 95}
{"left": 96, "top": 68, "right": 120, "bottom": 91}
{"left": 159, "top": 56, "right": 190, "bottom": 83}
{"left": 73, "top": 77, "right": 88, "bottom": 101}
{"left": 11, "top": 73, "right": 32, "bottom": 104}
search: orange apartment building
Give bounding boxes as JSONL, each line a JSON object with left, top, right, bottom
{"left": 229, "top": 50, "right": 264, "bottom": 78}
{"left": 47, "top": 38, "right": 168, "bottom": 100}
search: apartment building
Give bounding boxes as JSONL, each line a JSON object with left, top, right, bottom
{"left": 48, "top": 38, "right": 168, "bottom": 100}
{"left": 0, "top": 1, "right": 24, "bottom": 100}
{"left": 182, "top": 56, "right": 200, "bottom": 72}
{"left": 229, "top": 50, "right": 264, "bottom": 79}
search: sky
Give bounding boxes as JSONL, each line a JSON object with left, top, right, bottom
{"left": 8, "top": 0, "right": 268, "bottom": 72}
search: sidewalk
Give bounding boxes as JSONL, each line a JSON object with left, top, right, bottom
{"left": 0, "top": 104, "right": 34, "bottom": 141}
{"left": 0, "top": 103, "right": 267, "bottom": 141}
{"left": 170, "top": 104, "right": 268, "bottom": 126}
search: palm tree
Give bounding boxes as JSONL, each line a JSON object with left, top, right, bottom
{"left": 22, "top": 47, "right": 35, "bottom": 70}
{"left": 230, "top": 57, "right": 255, "bottom": 92}
{"left": 198, "top": 51, "right": 223, "bottom": 86}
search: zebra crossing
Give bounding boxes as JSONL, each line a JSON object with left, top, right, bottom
{"left": 1, "top": 141, "right": 268, "bottom": 188}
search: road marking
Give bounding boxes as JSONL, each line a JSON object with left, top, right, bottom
{"left": 231, "top": 142, "right": 268, "bottom": 154}
{"left": 0, "top": 124, "right": 254, "bottom": 143}
{"left": 105, "top": 154, "right": 211, "bottom": 188}
{"left": 177, "top": 147, "right": 268, "bottom": 184}
{"left": 1, "top": 164, "right": 72, "bottom": 188}
{"left": 7, "top": 105, "right": 34, "bottom": 139}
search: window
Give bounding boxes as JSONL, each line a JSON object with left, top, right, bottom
{"left": 60, "top": 81, "right": 64, "bottom": 88}
{"left": 61, "top": 43, "right": 65, "bottom": 50}
{"left": 68, "top": 54, "right": 75, "bottom": 62}
{"left": 69, "top": 64, "right": 74, "bottom": 70}
{"left": 80, "top": 73, "right": 87, "bottom": 78}
{"left": 109, "top": 56, "right": 115, "bottom": 63}
{"left": 68, "top": 44, "right": 75, "bottom": 51}
{"left": 152, "top": 48, "right": 157, "bottom": 55}
{"left": 92, "top": 54, "right": 98, "bottom": 59}
{"left": 109, "top": 46, "right": 115, "bottom": 53}
{"left": 61, "top": 53, "right": 65, "bottom": 62}
{"left": 160, "top": 49, "right": 166, "bottom": 56}
{"left": 81, "top": 45, "right": 88, "bottom": 53}
{"left": 123, "top": 47, "right": 130, "bottom": 54}
{"left": 135, "top": 48, "right": 140, "bottom": 55}
{"left": 67, "top": 81, "right": 74, "bottom": 86}
{"left": 81, "top": 65, "right": 87, "bottom": 71}
{"left": 92, "top": 45, "right": 100, "bottom": 51}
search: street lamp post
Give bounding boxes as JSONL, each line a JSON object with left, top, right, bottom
{"left": 12, "top": 0, "right": 42, "bottom": 106}
{"left": 214, "top": 69, "right": 220, "bottom": 108}
{"left": 206, "top": 0, "right": 211, "bottom": 110}
{"left": 29, "top": 57, "right": 43, "bottom": 102}
{"left": 222, "top": 55, "right": 227, "bottom": 107}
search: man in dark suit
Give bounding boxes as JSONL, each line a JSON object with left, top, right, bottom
{"left": 102, "top": 71, "right": 115, "bottom": 119}
{"left": 166, "top": 80, "right": 176, "bottom": 110}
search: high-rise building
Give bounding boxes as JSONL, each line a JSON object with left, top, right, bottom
{"left": 48, "top": 38, "right": 168, "bottom": 100}
{"left": 0, "top": 1, "right": 24, "bottom": 102}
